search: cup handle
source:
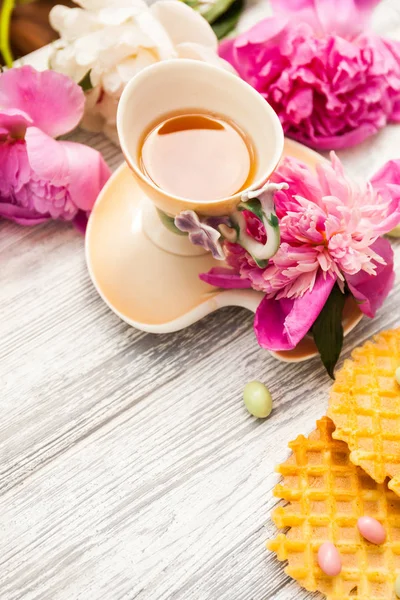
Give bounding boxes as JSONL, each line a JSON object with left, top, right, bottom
{"left": 170, "top": 181, "right": 288, "bottom": 263}
{"left": 231, "top": 182, "right": 288, "bottom": 265}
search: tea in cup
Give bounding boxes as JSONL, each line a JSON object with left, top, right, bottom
{"left": 140, "top": 111, "right": 257, "bottom": 201}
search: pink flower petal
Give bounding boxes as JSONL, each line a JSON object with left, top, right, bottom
{"left": 370, "top": 159, "right": 400, "bottom": 233}
{"left": 292, "top": 122, "right": 380, "bottom": 151}
{"left": 346, "top": 238, "right": 395, "bottom": 318}
{"left": 0, "top": 201, "right": 50, "bottom": 226}
{"left": 271, "top": 0, "right": 379, "bottom": 37}
{"left": 371, "top": 159, "right": 400, "bottom": 190}
{"left": 199, "top": 267, "right": 252, "bottom": 289}
{"left": 254, "top": 271, "right": 336, "bottom": 351}
{"left": 72, "top": 210, "right": 90, "bottom": 234}
{"left": 0, "top": 66, "right": 84, "bottom": 138}
{"left": 25, "top": 130, "right": 110, "bottom": 212}
{"left": 235, "top": 15, "right": 288, "bottom": 46}
{"left": 0, "top": 108, "right": 32, "bottom": 137}
{"left": 59, "top": 141, "right": 111, "bottom": 211}
{"left": 219, "top": 38, "right": 235, "bottom": 65}
{"left": 25, "top": 127, "right": 70, "bottom": 185}
{"left": 0, "top": 140, "right": 32, "bottom": 197}
{"left": 220, "top": 17, "right": 400, "bottom": 151}
{"left": 316, "top": 0, "right": 379, "bottom": 37}
{"left": 1, "top": 129, "right": 110, "bottom": 226}
{"left": 270, "top": 0, "right": 321, "bottom": 33}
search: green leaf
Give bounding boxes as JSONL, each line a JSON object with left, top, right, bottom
{"left": 238, "top": 198, "right": 263, "bottom": 222}
{"left": 211, "top": 0, "right": 244, "bottom": 39}
{"left": 201, "top": 0, "right": 235, "bottom": 23}
{"left": 0, "top": 0, "right": 15, "bottom": 68}
{"left": 181, "top": 0, "right": 200, "bottom": 8}
{"left": 179, "top": 0, "right": 243, "bottom": 39}
{"left": 78, "top": 70, "right": 93, "bottom": 92}
{"left": 312, "top": 284, "right": 346, "bottom": 379}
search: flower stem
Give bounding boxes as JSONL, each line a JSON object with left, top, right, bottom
{"left": 0, "top": 0, "right": 15, "bottom": 68}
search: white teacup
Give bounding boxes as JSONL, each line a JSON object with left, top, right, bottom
{"left": 117, "top": 59, "right": 284, "bottom": 259}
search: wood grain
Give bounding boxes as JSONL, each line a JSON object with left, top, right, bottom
{"left": 1, "top": 2, "right": 400, "bottom": 598}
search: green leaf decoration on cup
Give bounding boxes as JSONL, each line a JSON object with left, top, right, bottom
{"left": 237, "top": 198, "right": 264, "bottom": 222}
{"left": 157, "top": 209, "right": 187, "bottom": 236}
{"left": 232, "top": 182, "right": 288, "bottom": 263}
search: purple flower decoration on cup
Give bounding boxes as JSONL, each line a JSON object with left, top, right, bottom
{"left": 174, "top": 210, "right": 226, "bottom": 259}
{"left": 0, "top": 66, "right": 111, "bottom": 231}
{"left": 220, "top": 0, "right": 400, "bottom": 150}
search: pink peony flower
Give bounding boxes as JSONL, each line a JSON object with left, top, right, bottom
{"left": 201, "top": 153, "right": 400, "bottom": 351}
{"left": 0, "top": 66, "right": 111, "bottom": 231}
{"left": 220, "top": 0, "right": 400, "bottom": 150}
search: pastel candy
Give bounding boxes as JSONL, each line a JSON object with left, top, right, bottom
{"left": 317, "top": 542, "right": 342, "bottom": 576}
{"left": 357, "top": 516, "right": 386, "bottom": 545}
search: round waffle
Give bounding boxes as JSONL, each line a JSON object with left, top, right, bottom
{"left": 267, "top": 417, "right": 400, "bottom": 600}
{"left": 328, "top": 329, "right": 400, "bottom": 495}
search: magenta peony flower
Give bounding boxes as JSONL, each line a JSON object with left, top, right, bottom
{"left": 0, "top": 66, "right": 111, "bottom": 231}
{"left": 220, "top": 0, "right": 400, "bottom": 150}
{"left": 201, "top": 153, "right": 400, "bottom": 352}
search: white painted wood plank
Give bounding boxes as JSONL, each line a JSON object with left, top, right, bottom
{"left": 0, "top": 281, "right": 399, "bottom": 600}
{"left": 0, "top": 228, "right": 399, "bottom": 600}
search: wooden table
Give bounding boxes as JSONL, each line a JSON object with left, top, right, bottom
{"left": 1, "top": 3, "right": 400, "bottom": 598}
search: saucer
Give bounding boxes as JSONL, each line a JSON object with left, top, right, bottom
{"left": 86, "top": 138, "right": 362, "bottom": 362}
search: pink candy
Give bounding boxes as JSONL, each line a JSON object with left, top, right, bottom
{"left": 357, "top": 517, "right": 387, "bottom": 545}
{"left": 316, "top": 518, "right": 386, "bottom": 577}
{"left": 317, "top": 542, "right": 342, "bottom": 576}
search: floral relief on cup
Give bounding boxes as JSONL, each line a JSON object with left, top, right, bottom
{"left": 173, "top": 182, "right": 289, "bottom": 264}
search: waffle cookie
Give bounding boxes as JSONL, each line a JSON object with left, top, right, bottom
{"left": 267, "top": 417, "right": 400, "bottom": 600}
{"left": 328, "top": 329, "right": 400, "bottom": 495}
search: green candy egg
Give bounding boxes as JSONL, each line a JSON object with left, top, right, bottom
{"left": 243, "top": 381, "right": 272, "bottom": 418}
{"left": 395, "top": 574, "right": 400, "bottom": 598}
{"left": 396, "top": 367, "right": 400, "bottom": 386}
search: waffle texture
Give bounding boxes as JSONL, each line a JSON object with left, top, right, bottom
{"left": 328, "top": 329, "right": 400, "bottom": 494}
{"left": 267, "top": 417, "right": 400, "bottom": 599}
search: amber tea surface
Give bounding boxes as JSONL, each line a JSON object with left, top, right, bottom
{"left": 139, "top": 112, "right": 256, "bottom": 201}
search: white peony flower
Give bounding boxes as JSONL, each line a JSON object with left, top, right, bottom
{"left": 49, "top": 0, "right": 234, "bottom": 143}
